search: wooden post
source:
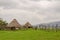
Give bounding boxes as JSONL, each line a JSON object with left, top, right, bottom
{"left": 55, "top": 24, "right": 58, "bottom": 32}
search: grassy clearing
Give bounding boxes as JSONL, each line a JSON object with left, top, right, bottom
{"left": 0, "top": 29, "right": 60, "bottom": 40}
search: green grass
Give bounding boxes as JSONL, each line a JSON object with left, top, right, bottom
{"left": 0, "top": 29, "right": 60, "bottom": 40}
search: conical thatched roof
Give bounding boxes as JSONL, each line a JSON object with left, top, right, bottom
{"left": 24, "top": 22, "right": 32, "bottom": 28}
{"left": 7, "top": 19, "right": 21, "bottom": 27}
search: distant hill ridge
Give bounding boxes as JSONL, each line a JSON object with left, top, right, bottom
{"left": 37, "top": 21, "right": 60, "bottom": 26}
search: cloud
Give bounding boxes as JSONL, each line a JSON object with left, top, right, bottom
{"left": 0, "top": 0, "right": 19, "bottom": 9}
{"left": 30, "top": 0, "right": 41, "bottom": 1}
{"left": 0, "top": 0, "right": 60, "bottom": 25}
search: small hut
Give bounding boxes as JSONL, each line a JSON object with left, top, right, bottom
{"left": 23, "top": 22, "right": 32, "bottom": 28}
{"left": 6, "top": 19, "right": 21, "bottom": 30}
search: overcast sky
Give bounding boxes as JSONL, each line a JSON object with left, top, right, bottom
{"left": 0, "top": 0, "right": 60, "bottom": 25}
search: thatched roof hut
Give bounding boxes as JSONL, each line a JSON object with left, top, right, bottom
{"left": 23, "top": 22, "right": 32, "bottom": 28}
{"left": 6, "top": 19, "right": 21, "bottom": 30}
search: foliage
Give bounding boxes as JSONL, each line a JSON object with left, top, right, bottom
{"left": 0, "top": 18, "right": 8, "bottom": 30}
{"left": 0, "top": 19, "right": 7, "bottom": 26}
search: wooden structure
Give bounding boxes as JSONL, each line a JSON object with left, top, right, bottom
{"left": 23, "top": 22, "right": 32, "bottom": 28}
{"left": 6, "top": 19, "right": 21, "bottom": 30}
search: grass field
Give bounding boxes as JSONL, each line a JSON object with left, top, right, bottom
{"left": 0, "top": 29, "right": 60, "bottom": 40}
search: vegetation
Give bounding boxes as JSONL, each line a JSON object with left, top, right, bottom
{"left": 0, "top": 29, "right": 60, "bottom": 40}
{"left": 0, "top": 18, "right": 8, "bottom": 30}
{"left": 0, "top": 18, "right": 60, "bottom": 40}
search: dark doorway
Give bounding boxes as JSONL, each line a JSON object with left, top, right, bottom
{"left": 11, "top": 27, "right": 15, "bottom": 30}
{"left": 28, "top": 26, "right": 32, "bottom": 28}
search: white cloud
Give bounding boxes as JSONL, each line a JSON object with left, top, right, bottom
{"left": 0, "top": 0, "right": 60, "bottom": 25}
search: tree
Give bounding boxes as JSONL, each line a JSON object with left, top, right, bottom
{"left": 0, "top": 19, "right": 8, "bottom": 30}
